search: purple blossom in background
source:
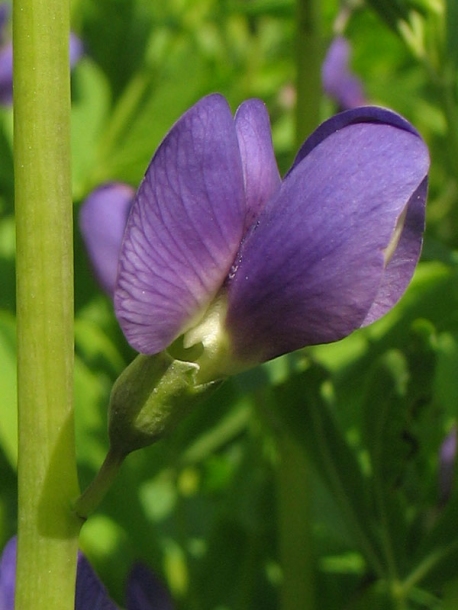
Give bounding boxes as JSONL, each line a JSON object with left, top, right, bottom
{"left": 322, "top": 36, "right": 367, "bottom": 110}
{"left": 0, "top": 538, "right": 14, "bottom": 610}
{"left": 0, "top": 3, "right": 83, "bottom": 106}
{"left": 80, "top": 183, "right": 135, "bottom": 296}
{"left": 0, "top": 538, "right": 174, "bottom": 610}
{"left": 438, "top": 426, "right": 457, "bottom": 506}
{"left": 82, "top": 94, "right": 428, "bottom": 380}
{"left": 125, "top": 564, "right": 174, "bottom": 610}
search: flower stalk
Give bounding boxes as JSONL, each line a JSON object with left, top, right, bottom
{"left": 295, "top": 0, "right": 322, "bottom": 145}
{"left": 13, "top": 0, "right": 81, "bottom": 608}
{"left": 276, "top": 1, "right": 322, "bottom": 608}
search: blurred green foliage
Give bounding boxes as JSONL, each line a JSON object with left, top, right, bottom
{"left": 3, "top": 0, "right": 458, "bottom": 608}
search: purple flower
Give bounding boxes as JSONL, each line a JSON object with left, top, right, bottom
{"left": 322, "top": 36, "right": 367, "bottom": 110}
{"left": 107, "top": 94, "right": 428, "bottom": 379}
{"left": 80, "top": 183, "right": 135, "bottom": 296}
{"left": 0, "top": 537, "right": 173, "bottom": 610}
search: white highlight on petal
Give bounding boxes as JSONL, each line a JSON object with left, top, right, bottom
{"left": 383, "top": 206, "right": 408, "bottom": 266}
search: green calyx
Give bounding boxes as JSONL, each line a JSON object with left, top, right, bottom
{"left": 108, "top": 351, "right": 222, "bottom": 456}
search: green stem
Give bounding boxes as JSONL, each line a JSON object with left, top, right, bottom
{"left": 73, "top": 449, "right": 125, "bottom": 520}
{"left": 277, "top": 432, "right": 316, "bottom": 610}
{"left": 295, "top": 0, "right": 322, "bottom": 147}
{"left": 401, "top": 538, "right": 458, "bottom": 595}
{"left": 13, "top": 1, "right": 81, "bottom": 608}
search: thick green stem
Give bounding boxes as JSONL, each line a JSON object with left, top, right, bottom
{"left": 295, "top": 0, "right": 322, "bottom": 147}
{"left": 13, "top": 1, "right": 81, "bottom": 608}
{"left": 277, "top": 433, "right": 316, "bottom": 610}
{"left": 273, "top": 1, "right": 322, "bottom": 608}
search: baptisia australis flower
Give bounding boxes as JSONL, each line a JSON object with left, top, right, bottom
{"left": 81, "top": 93, "right": 428, "bottom": 456}
{"left": 0, "top": 537, "right": 174, "bottom": 610}
{"left": 114, "top": 94, "right": 428, "bottom": 373}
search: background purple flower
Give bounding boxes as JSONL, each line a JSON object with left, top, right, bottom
{"left": 0, "top": 11, "right": 83, "bottom": 107}
{"left": 322, "top": 36, "right": 367, "bottom": 110}
{"left": 112, "top": 94, "right": 428, "bottom": 372}
{"left": 0, "top": 538, "right": 174, "bottom": 610}
{"left": 80, "top": 183, "right": 135, "bottom": 296}
{"left": 125, "top": 563, "right": 174, "bottom": 610}
{"left": 0, "top": 537, "right": 15, "bottom": 610}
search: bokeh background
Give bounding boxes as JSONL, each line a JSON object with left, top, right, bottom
{"left": 2, "top": 0, "right": 458, "bottom": 608}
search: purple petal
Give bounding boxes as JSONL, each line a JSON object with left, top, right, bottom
{"left": 0, "top": 538, "right": 119, "bottom": 610}
{"left": 0, "top": 42, "right": 12, "bottom": 106}
{"left": 115, "top": 93, "right": 246, "bottom": 354}
{"left": 322, "top": 36, "right": 367, "bottom": 110}
{"left": 79, "top": 182, "right": 134, "bottom": 296}
{"left": 125, "top": 563, "right": 174, "bottom": 610}
{"left": 234, "top": 99, "right": 281, "bottom": 230}
{"left": 76, "top": 553, "right": 118, "bottom": 610}
{"left": 70, "top": 33, "right": 84, "bottom": 68}
{"left": 0, "top": 537, "right": 16, "bottom": 610}
{"left": 362, "top": 177, "right": 427, "bottom": 325}
{"left": 0, "top": 4, "right": 9, "bottom": 43}
{"left": 226, "top": 109, "right": 429, "bottom": 364}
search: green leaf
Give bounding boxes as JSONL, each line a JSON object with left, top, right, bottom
{"left": 99, "top": 46, "right": 210, "bottom": 185}
{"left": 361, "top": 350, "right": 413, "bottom": 574}
{"left": 271, "top": 365, "right": 386, "bottom": 578}
{"left": 363, "top": 350, "right": 410, "bottom": 488}
{"left": 446, "top": 0, "right": 458, "bottom": 69}
{"left": 71, "top": 59, "right": 112, "bottom": 198}
{"left": 365, "top": 0, "right": 410, "bottom": 32}
{"left": 0, "top": 312, "right": 17, "bottom": 468}
{"left": 435, "top": 332, "right": 458, "bottom": 421}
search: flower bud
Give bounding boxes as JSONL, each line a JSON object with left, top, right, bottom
{"left": 108, "top": 351, "right": 221, "bottom": 455}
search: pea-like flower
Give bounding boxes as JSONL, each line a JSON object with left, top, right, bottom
{"left": 106, "top": 93, "right": 428, "bottom": 382}
{"left": 0, "top": 537, "right": 174, "bottom": 609}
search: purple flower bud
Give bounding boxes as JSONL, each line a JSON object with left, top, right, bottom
{"left": 110, "top": 94, "right": 428, "bottom": 380}
{"left": 322, "top": 36, "right": 367, "bottom": 110}
{"left": 79, "top": 183, "right": 135, "bottom": 296}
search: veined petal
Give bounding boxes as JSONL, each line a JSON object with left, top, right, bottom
{"left": 287, "top": 106, "right": 422, "bottom": 176}
{"left": 79, "top": 182, "right": 134, "bottom": 296}
{"left": 115, "top": 94, "right": 246, "bottom": 354}
{"left": 235, "top": 99, "right": 281, "bottom": 230}
{"left": 226, "top": 111, "right": 429, "bottom": 364}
